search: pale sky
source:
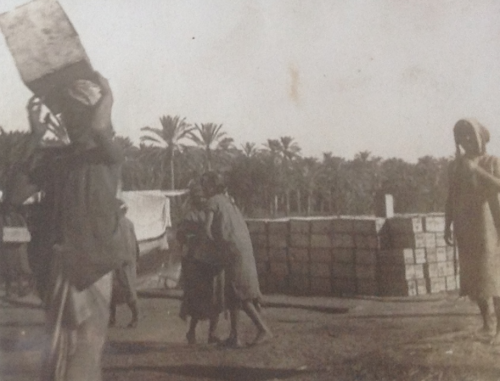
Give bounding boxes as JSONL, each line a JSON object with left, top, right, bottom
{"left": 1, "top": 0, "right": 500, "bottom": 162}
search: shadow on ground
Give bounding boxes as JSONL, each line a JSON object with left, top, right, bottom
{"left": 105, "top": 364, "right": 325, "bottom": 380}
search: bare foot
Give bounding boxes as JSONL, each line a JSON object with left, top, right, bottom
{"left": 249, "top": 330, "right": 273, "bottom": 347}
{"left": 490, "top": 332, "right": 500, "bottom": 346}
{"left": 208, "top": 335, "right": 221, "bottom": 345}
{"left": 127, "top": 319, "right": 138, "bottom": 329}
{"left": 219, "top": 336, "right": 244, "bottom": 349}
{"left": 477, "top": 325, "right": 495, "bottom": 337}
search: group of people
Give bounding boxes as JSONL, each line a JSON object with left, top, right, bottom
{"left": 3, "top": 63, "right": 500, "bottom": 380}
{"left": 177, "top": 171, "right": 273, "bottom": 348}
{"left": 2, "top": 68, "right": 273, "bottom": 380}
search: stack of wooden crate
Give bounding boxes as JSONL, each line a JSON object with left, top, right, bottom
{"left": 423, "top": 214, "right": 459, "bottom": 293}
{"left": 352, "top": 217, "right": 387, "bottom": 296}
{"left": 379, "top": 215, "right": 427, "bottom": 296}
{"left": 266, "top": 219, "right": 289, "bottom": 293}
{"left": 307, "top": 218, "right": 334, "bottom": 295}
{"left": 380, "top": 214, "right": 458, "bottom": 296}
{"left": 246, "top": 213, "right": 459, "bottom": 297}
{"left": 246, "top": 219, "right": 270, "bottom": 291}
{"left": 288, "top": 218, "right": 311, "bottom": 295}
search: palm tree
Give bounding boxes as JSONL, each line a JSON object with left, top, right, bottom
{"left": 264, "top": 136, "right": 301, "bottom": 215}
{"left": 140, "top": 115, "right": 192, "bottom": 190}
{"left": 298, "top": 157, "right": 322, "bottom": 215}
{"left": 241, "top": 142, "right": 260, "bottom": 158}
{"left": 188, "top": 123, "right": 234, "bottom": 171}
{"left": 278, "top": 136, "right": 301, "bottom": 162}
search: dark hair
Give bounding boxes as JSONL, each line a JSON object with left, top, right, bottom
{"left": 201, "top": 171, "right": 226, "bottom": 194}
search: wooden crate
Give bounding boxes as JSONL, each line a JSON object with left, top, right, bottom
{"left": 379, "top": 279, "right": 419, "bottom": 296}
{"left": 269, "top": 262, "right": 288, "bottom": 277}
{"left": 357, "top": 279, "right": 378, "bottom": 296}
{"left": 255, "top": 261, "right": 269, "bottom": 275}
{"left": 287, "top": 274, "right": 311, "bottom": 295}
{"left": 331, "top": 233, "right": 355, "bottom": 248}
{"left": 311, "top": 277, "right": 332, "bottom": 295}
{"left": 310, "top": 234, "right": 332, "bottom": 248}
{"left": 262, "top": 273, "right": 287, "bottom": 293}
{"left": 289, "top": 261, "right": 310, "bottom": 275}
{"left": 267, "top": 219, "right": 289, "bottom": 235}
{"left": 253, "top": 246, "right": 269, "bottom": 262}
{"left": 332, "top": 277, "right": 357, "bottom": 296}
{"left": 378, "top": 248, "right": 415, "bottom": 265}
{"left": 355, "top": 249, "right": 378, "bottom": 265}
{"left": 391, "top": 232, "right": 425, "bottom": 249}
{"left": 424, "top": 261, "right": 455, "bottom": 278}
{"left": 415, "top": 279, "right": 428, "bottom": 295}
{"left": 332, "top": 248, "right": 354, "bottom": 263}
{"left": 268, "top": 248, "right": 287, "bottom": 262}
{"left": 332, "top": 262, "right": 355, "bottom": 278}
{"left": 352, "top": 217, "right": 386, "bottom": 235}
{"left": 426, "top": 277, "right": 446, "bottom": 293}
{"left": 310, "top": 248, "right": 332, "bottom": 263}
{"left": 310, "top": 263, "right": 331, "bottom": 278}
{"left": 289, "top": 233, "right": 310, "bottom": 248}
{"left": 445, "top": 275, "right": 457, "bottom": 290}
{"left": 388, "top": 215, "right": 423, "bottom": 234}
{"left": 289, "top": 218, "right": 311, "bottom": 234}
{"left": 414, "top": 248, "right": 426, "bottom": 264}
{"left": 331, "top": 218, "right": 354, "bottom": 233}
{"left": 423, "top": 215, "right": 446, "bottom": 233}
{"left": 378, "top": 264, "right": 425, "bottom": 280}
{"left": 250, "top": 232, "right": 268, "bottom": 248}
{"left": 310, "top": 218, "right": 333, "bottom": 234}
{"left": 423, "top": 233, "right": 437, "bottom": 248}
{"left": 426, "top": 248, "right": 447, "bottom": 263}
{"left": 288, "top": 247, "right": 309, "bottom": 262}
{"left": 246, "top": 219, "right": 267, "bottom": 234}
{"left": 435, "top": 232, "right": 447, "bottom": 247}
{"left": 354, "top": 234, "right": 380, "bottom": 249}
{"left": 268, "top": 233, "right": 288, "bottom": 249}
{"left": 355, "top": 263, "right": 377, "bottom": 280}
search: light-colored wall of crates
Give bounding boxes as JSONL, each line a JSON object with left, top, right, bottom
{"left": 247, "top": 213, "right": 458, "bottom": 297}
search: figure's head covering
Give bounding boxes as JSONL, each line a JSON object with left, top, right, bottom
{"left": 62, "top": 79, "right": 114, "bottom": 146}
{"left": 200, "top": 171, "right": 226, "bottom": 194}
{"left": 67, "top": 79, "right": 102, "bottom": 107}
{"left": 187, "top": 178, "right": 204, "bottom": 198}
{"left": 454, "top": 118, "right": 490, "bottom": 155}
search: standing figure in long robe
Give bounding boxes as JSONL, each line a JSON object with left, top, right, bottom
{"left": 10, "top": 72, "right": 125, "bottom": 381}
{"left": 109, "top": 201, "right": 140, "bottom": 329}
{"left": 445, "top": 118, "right": 500, "bottom": 343}
{"left": 177, "top": 179, "right": 225, "bottom": 344}
{"left": 201, "top": 171, "right": 272, "bottom": 348}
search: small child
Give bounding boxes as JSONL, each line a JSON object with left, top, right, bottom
{"left": 109, "top": 201, "right": 140, "bottom": 328}
{"left": 201, "top": 171, "right": 272, "bottom": 348}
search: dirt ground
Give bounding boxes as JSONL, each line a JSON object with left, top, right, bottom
{"left": 100, "top": 291, "right": 500, "bottom": 381}
{"left": 3, "top": 286, "right": 500, "bottom": 381}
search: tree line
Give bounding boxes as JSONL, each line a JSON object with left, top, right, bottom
{"left": 0, "top": 116, "right": 452, "bottom": 218}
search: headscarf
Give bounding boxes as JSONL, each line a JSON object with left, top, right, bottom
{"left": 454, "top": 118, "right": 490, "bottom": 156}
{"left": 67, "top": 79, "right": 102, "bottom": 107}
{"left": 188, "top": 178, "right": 204, "bottom": 199}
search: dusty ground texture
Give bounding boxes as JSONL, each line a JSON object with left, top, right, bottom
{"left": 3, "top": 286, "right": 500, "bottom": 381}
